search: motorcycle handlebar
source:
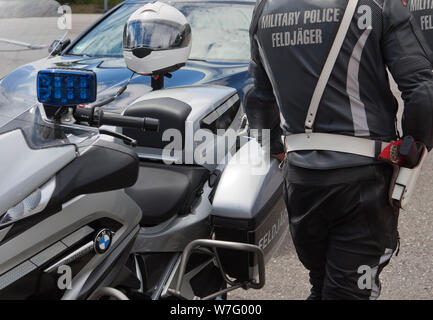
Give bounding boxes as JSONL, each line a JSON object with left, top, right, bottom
{"left": 73, "top": 107, "right": 160, "bottom": 132}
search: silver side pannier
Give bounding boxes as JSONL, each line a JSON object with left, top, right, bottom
{"left": 211, "top": 140, "right": 289, "bottom": 281}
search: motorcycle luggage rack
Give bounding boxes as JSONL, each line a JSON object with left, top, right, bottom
{"left": 168, "top": 239, "right": 265, "bottom": 300}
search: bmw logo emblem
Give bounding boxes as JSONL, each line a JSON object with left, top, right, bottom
{"left": 94, "top": 229, "right": 113, "bottom": 254}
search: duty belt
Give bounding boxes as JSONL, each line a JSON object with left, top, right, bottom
{"left": 284, "top": 133, "right": 389, "bottom": 159}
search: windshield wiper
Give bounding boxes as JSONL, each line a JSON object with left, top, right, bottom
{"left": 65, "top": 53, "right": 90, "bottom": 57}
{"left": 189, "top": 58, "right": 207, "bottom": 62}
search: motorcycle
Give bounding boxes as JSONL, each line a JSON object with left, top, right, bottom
{"left": 0, "top": 67, "right": 288, "bottom": 300}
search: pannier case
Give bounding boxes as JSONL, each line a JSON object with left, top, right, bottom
{"left": 211, "top": 140, "right": 289, "bottom": 280}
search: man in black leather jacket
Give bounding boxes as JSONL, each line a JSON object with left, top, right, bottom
{"left": 245, "top": 0, "right": 433, "bottom": 299}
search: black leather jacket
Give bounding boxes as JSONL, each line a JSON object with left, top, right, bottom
{"left": 246, "top": 0, "right": 433, "bottom": 169}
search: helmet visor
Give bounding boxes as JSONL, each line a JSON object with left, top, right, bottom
{"left": 123, "top": 19, "right": 191, "bottom": 51}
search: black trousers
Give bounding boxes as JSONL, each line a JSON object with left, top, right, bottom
{"left": 282, "top": 163, "right": 400, "bottom": 300}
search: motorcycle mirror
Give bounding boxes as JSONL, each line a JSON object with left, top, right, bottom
{"left": 48, "top": 38, "right": 71, "bottom": 56}
{"left": 37, "top": 69, "right": 97, "bottom": 107}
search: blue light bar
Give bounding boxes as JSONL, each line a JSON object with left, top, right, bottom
{"left": 37, "top": 69, "right": 97, "bottom": 106}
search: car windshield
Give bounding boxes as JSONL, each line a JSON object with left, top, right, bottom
{"left": 68, "top": 2, "right": 254, "bottom": 61}
{"left": 0, "top": 87, "right": 98, "bottom": 150}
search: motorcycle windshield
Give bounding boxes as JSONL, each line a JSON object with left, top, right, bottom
{"left": 0, "top": 87, "right": 98, "bottom": 149}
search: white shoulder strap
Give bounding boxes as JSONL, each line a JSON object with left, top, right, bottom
{"left": 304, "top": 0, "right": 359, "bottom": 133}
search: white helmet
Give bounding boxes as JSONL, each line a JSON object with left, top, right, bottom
{"left": 123, "top": 1, "right": 192, "bottom": 75}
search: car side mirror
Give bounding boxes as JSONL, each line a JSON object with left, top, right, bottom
{"left": 48, "top": 38, "right": 71, "bottom": 56}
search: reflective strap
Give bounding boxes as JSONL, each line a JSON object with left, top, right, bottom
{"left": 284, "top": 133, "right": 389, "bottom": 158}
{"left": 369, "top": 248, "right": 394, "bottom": 300}
{"left": 305, "top": 0, "right": 359, "bottom": 132}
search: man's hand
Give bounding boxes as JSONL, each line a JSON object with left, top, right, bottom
{"left": 272, "top": 153, "right": 286, "bottom": 163}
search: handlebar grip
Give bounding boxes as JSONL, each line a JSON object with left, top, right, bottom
{"left": 100, "top": 112, "right": 144, "bottom": 129}
{"left": 144, "top": 117, "right": 160, "bottom": 132}
{"left": 98, "top": 111, "right": 159, "bottom": 132}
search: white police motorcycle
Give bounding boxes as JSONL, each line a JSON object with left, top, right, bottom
{"left": 0, "top": 3, "right": 288, "bottom": 300}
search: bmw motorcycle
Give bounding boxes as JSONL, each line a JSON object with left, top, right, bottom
{"left": 0, "top": 68, "right": 288, "bottom": 300}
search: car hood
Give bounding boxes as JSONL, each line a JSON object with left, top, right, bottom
{"left": 0, "top": 55, "right": 249, "bottom": 113}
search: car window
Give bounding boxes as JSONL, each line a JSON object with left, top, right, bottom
{"left": 180, "top": 3, "right": 253, "bottom": 61}
{"left": 68, "top": 2, "right": 254, "bottom": 61}
{"left": 69, "top": 4, "right": 142, "bottom": 57}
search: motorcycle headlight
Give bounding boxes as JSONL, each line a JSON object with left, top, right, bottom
{"left": 0, "top": 178, "right": 56, "bottom": 226}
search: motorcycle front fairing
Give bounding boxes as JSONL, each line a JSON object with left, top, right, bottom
{"left": 0, "top": 89, "right": 142, "bottom": 299}
{"left": 0, "top": 87, "right": 100, "bottom": 219}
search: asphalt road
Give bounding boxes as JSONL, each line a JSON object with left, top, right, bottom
{"left": 0, "top": 14, "right": 100, "bottom": 78}
{"left": 0, "top": 15, "right": 432, "bottom": 300}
